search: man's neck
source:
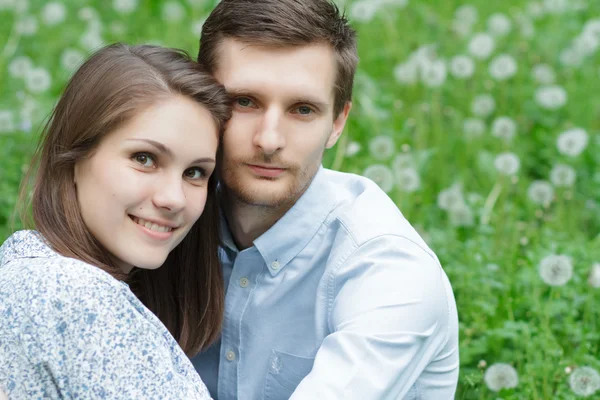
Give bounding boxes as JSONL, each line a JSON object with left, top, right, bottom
{"left": 222, "top": 191, "right": 294, "bottom": 251}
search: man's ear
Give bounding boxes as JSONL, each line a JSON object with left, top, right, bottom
{"left": 326, "top": 101, "right": 352, "bottom": 149}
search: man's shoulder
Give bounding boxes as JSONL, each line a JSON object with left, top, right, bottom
{"left": 321, "top": 168, "right": 429, "bottom": 251}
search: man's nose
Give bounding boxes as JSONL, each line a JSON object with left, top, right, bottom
{"left": 253, "top": 107, "right": 286, "bottom": 155}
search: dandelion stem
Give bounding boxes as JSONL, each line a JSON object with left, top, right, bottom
{"left": 2, "top": 16, "right": 21, "bottom": 61}
{"left": 481, "top": 180, "right": 503, "bottom": 225}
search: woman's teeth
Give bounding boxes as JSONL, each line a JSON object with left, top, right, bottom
{"left": 132, "top": 217, "right": 173, "bottom": 232}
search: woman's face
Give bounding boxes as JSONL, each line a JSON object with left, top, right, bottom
{"left": 74, "top": 95, "right": 219, "bottom": 273}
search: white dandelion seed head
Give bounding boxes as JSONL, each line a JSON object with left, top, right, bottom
{"left": 544, "top": 0, "right": 569, "bottom": 14}
{"left": 113, "top": 0, "right": 138, "bottom": 14}
{"left": 550, "top": 164, "right": 576, "bottom": 187}
{"left": 369, "top": 135, "right": 396, "bottom": 160}
{"left": 484, "top": 363, "right": 519, "bottom": 392}
{"left": 494, "top": 152, "right": 520, "bottom": 176}
{"left": 450, "top": 55, "right": 475, "bottom": 79}
{"left": 575, "top": 32, "right": 600, "bottom": 57}
{"left": 42, "top": 2, "right": 67, "bottom": 26}
{"left": 584, "top": 19, "right": 600, "bottom": 39}
{"left": 395, "top": 167, "right": 421, "bottom": 193}
{"left": 79, "top": 29, "right": 104, "bottom": 51}
{"left": 420, "top": 60, "right": 447, "bottom": 87}
{"left": 535, "top": 85, "right": 567, "bottom": 110}
{"left": 363, "top": 164, "right": 394, "bottom": 193}
{"left": 13, "top": 0, "right": 28, "bottom": 14}
{"left": 487, "top": 13, "right": 512, "bottom": 37}
{"left": 588, "top": 263, "right": 600, "bottom": 288}
{"left": 528, "top": 180, "right": 554, "bottom": 205}
{"left": 468, "top": 33, "right": 496, "bottom": 60}
{"left": 557, "top": 128, "right": 589, "bottom": 157}
{"left": 392, "top": 153, "right": 415, "bottom": 173}
{"left": 110, "top": 21, "right": 127, "bottom": 36}
{"left": 191, "top": 18, "right": 207, "bottom": 36}
{"left": 163, "top": 1, "right": 185, "bottom": 22}
{"left": 569, "top": 366, "right": 600, "bottom": 397}
{"left": 0, "top": 0, "right": 17, "bottom": 11}
{"left": 357, "top": 94, "right": 389, "bottom": 120}
{"left": 394, "top": 61, "right": 419, "bottom": 85}
{"left": 452, "top": 19, "right": 472, "bottom": 38}
{"left": 532, "top": 63, "right": 556, "bottom": 85}
{"left": 448, "top": 203, "right": 475, "bottom": 227}
{"left": 559, "top": 47, "right": 584, "bottom": 67}
{"left": 487, "top": 263, "right": 499, "bottom": 271}
{"left": 515, "top": 13, "right": 535, "bottom": 38}
{"left": 0, "top": 110, "right": 16, "bottom": 134}
{"left": 25, "top": 67, "right": 52, "bottom": 94}
{"left": 60, "top": 48, "right": 85, "bottom": 72}
{"left": 539, "top": 254, "right": 573, "bottom": 286}
{"left": 8, "top": 56, "right": 33, "bottom": 79}
{"left": 491, "top": 116, "right": 517, "bottom": 140}
{"left": 186, "top": 0, "right": 208, "bottom": 6}
{"left": 411, "top": 44, "right": 439, "bottom": 69}
{"left": 78, "top": 6, "right": 98, "bottom": 21}
{"left": 455, "top": 4, "right": 478, "bottom": 25}
{"left": 527, "top": 2, "right": 545, "bottom": 18}
{"left": 463, "top": 118, "right": 486, "bottom": 138}
{"left": 471, "top": 94, "right": 496, "bottom": 117}
{"left": 437, "top": 184, "right": 465, "bottom": 211}
{"left": 349, "top": 0, "right": 381, "bottom": 23}
{"left": 16, "top": 15, "right": 38, "bottom": 36}
{"left": 345, "top": 141, "right": 361, "bottom": 157}
{"left": 489, "top": 54, "right": 518, "bottom": 81}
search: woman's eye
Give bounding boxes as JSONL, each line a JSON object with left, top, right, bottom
{"left": 184, "top": 167, "right": 204, "bottom": 180}
{"left": 133, "top": 153, "right": 155, "bottom": 168}
{"left": 236, "top": 97, "right": 255, "bottom": 108}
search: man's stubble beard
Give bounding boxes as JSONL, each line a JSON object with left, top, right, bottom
{"left": 220, "top": 157, "right": 318, "bottom": 210}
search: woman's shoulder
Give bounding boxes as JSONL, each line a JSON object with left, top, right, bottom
{"left": 0, "top": 231, "right": 129, "bottom": 318}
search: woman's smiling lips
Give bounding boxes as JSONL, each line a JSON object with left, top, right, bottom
{"left": 129, "top": 215, "right": 179, "bottom": 240}
{"left": 247, "top": 164, "right": 286, "bottom": 178}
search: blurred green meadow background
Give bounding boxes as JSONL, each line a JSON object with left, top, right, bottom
{"left": 1, "top": 0, "right": 600, "bottom": 398}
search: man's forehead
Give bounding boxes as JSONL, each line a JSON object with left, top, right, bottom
{"left": 213, "top": 39, "right": 337, "bottom": 104}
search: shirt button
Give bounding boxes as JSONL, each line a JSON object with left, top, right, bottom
{"left": 239, "top": 277, "right": 249, "bottom": 288}
{"left": 271, "top": 261, "right": 280, "bottom": 270}
{"left": 226, "top": 350, "right": 236, "bottom": 361}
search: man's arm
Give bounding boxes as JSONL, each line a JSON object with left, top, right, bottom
{"left": 290, "top": 236, "right": 459, "bottom": 399}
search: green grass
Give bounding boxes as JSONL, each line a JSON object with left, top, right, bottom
{"left": 1, "top": 0, "right": 600, "bottom": 398}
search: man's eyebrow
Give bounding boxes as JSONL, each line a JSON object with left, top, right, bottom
{"left": 126, "top": 139, "right": 215, "bottom": 164}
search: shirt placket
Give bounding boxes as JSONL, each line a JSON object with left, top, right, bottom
{"left": 217, "top": 248, "right": 261, "bottom": 400}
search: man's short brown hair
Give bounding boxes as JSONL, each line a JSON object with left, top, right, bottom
{"left": 198, "top": 0, "right": 358, "bottom": 116}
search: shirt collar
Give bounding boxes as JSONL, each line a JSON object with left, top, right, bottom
{"left": 254, "top": 166, "right": 335, "bottom": 277}
{"left": 0, "top": 230, "right": 56, "bottom": 267}
{"left": 219, "top": 166, "right": 336, "bottom": 277}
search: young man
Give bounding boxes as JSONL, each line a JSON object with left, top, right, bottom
{"left": 192, "top": 1, "right": 459, "bottom": 399}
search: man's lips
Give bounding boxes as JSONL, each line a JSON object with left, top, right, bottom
{"left": 247, "top": 164, "right": 286, "bottom": 178}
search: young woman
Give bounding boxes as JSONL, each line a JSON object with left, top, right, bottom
{"left": 0, "top": 43, "right": 230, "bottom": 399}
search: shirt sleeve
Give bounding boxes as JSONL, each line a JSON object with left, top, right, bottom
{"left": 289, "top": 235, "right": 459, "bottom": 400}
{"left": 0, "top": 259, "right": 210, "bottom": 400}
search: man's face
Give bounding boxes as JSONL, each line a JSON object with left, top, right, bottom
{"left": 214, "top": 39, "right": 350, "bottom": 208}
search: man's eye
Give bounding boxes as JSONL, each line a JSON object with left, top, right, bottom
{"left": 184, "top": 167, "right": 204, "bottom": 180}
{"left": 133, "top": 153, "right": 155, "bottom": 167}
{"left": 296, "top": 106, "right": 313, "bottom": 115}
{"left": 236, "top": 97, "right": 255, "bottom": 108}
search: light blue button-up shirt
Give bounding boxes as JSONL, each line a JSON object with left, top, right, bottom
{"left": 192, "top": 167, "right": 459, "bottom": 399}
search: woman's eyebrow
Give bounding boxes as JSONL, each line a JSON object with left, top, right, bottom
{"left": 125, "top": 138, "right": 215, "bottom": 164}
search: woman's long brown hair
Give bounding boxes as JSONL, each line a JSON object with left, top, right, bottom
{"left": 19, "top": 43, "right": 230, "bottom": 356}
